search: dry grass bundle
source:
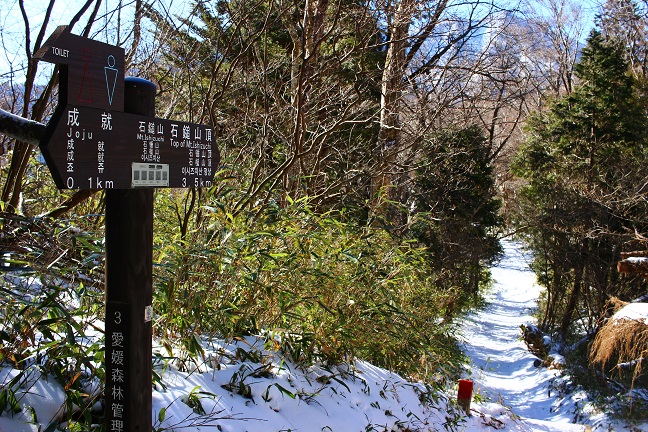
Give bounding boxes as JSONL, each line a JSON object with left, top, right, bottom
{"left": 607, "top": 296, "right": 630, "bottom": 311}
{"left": 590, "top": 317, "right": 648, "bottom": 384}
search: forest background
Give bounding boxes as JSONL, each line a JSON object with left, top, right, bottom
{"left": 0, "top": 0, "right": 647, "bottom": 427}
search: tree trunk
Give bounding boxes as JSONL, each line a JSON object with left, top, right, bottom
{"left": 283, "top": 0, "right": 330, "bottom": 198}
{"left": 541, "top": 260, "right": 562, "bottom": 331}
{"left": 560, "top": 259, "right": 585, "bottom": 337}
{"left": 372, "top": 0, "right": 414, "bottom": 213}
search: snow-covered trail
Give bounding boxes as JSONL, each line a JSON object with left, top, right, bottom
{"left": 462, "top": 240, "right": 587, "bottom": 431}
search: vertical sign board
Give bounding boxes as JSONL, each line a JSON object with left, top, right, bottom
{"left": 105, "top": 302, "right": 131, "bottom": 430}
{"left": 36, "top": 27, "right": 221, "bottom": 432}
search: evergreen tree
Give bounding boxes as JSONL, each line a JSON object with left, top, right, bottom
{"left": 513, "top": 30, "right": 648, "bottom": 339}
{"left": 411, "top": 125, "right": 503, "bottom": 302}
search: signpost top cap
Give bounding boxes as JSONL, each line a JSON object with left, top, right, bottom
{"left": 125, "top": 77, "right": 157, "bottom": 91}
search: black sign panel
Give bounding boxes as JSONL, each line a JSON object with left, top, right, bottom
{"left": 35, "top": 26, "right": 125, "bottom": 111}
{"left": 40, "top": 105, "right": 220, "bottom": 189}
{"left": 36, "top": 27, "right": 220, "bottom": 190}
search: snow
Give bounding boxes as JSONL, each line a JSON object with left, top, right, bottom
{"left": 148, "top": 345, "right": 453, "bottom": 432}
{"left": 612, "top": 303, "right": 648, "bottom": 324}
{"left": 461, "top": 241, "right": 587, "bottom": 431}
{"left": 0, "top": 367, "right": 67, "bottom": 432}
{"left": 627, "top": 257, "right": 648, "bottom": 264}
{"left": 1, "top": 240, "right": 648, "bottom": 431}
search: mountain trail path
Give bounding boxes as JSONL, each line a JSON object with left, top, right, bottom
{"left": 462, "top": 240, "right": 590, "bottom": 431}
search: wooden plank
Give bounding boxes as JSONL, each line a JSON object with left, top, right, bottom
{"left": 39, "top": 105, "right": 219, "bottom": 189}
{"left": 621, "top": 250, "right": 648, "bottom": 259}
{"left": 35, "top": 26, "right": 125, "bottom": 111}
{"left": 618, "top": 258, "right": 648, "bottom": 276}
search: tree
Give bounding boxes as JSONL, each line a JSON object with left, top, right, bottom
{"left": 372, "top": 0, "right": 495, "bottom": 219}
{"left": 147, "top": 0, "right": 383, "bottom": 215}
{"left": 411, "top": 125, "right": 503, "bottom": 300}
{"left": 524, "top": 0, "right": 586, "bottom": 96}
{"left": 513, "top": 30, "right": 648, "bottom": 338}
{"left": 598, "top": 0, "right": 648, "bottom": 77}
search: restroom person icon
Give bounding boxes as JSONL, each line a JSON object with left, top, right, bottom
{"left": 79, "top": 47, "right": 94, "bottom": 103}
{"left": 105, "top": 55, "right": 119, "bottom": 106}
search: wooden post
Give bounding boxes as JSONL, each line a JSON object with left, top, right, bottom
{"left": 104, "top": 77, "right": 156, "bottom": 432}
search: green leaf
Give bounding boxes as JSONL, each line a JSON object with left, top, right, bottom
{"left": 273, "top": 383, "right": 296, "bottom": 399}
{"left": 158, "top": 407, "right": 167, "bottom": 423}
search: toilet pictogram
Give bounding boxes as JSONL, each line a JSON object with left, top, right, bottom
{"left": 79, "top": 47, "right": 94, "bottom": 103}
{"left": 35, "top": 25, "right": 124, "bottom": 111}
{"left": 105, "top": 55, "right": 119, "bottom": 106}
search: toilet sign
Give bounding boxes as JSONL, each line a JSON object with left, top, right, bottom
{"left": 35, "top": 26, "right": 220, "bottom": 190}
{"left": 35, "top": 25, "right": 125, "bottom": 111}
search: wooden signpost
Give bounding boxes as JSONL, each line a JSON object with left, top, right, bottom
{"left": 36, "top": 27, "right": 218, "bottom": 191}
{"left": 36, "top": 27, "right": 221, "bottom": 432}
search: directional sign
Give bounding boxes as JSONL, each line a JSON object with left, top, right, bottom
{"left": 35, "top": 26, "right": 125, "bottom": 111}
{"left": 40, "top": 104, "right": 220, "bottom": 189}
{"left": 34, "top": 29, "right": 223, "bottom": 432}
{"left": 36, "top": 28, "right": 221, "bottom": 190}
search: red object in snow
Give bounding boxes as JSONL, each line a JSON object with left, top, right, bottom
{"left": 457, "top": 379, "right": 473, "bottom": 415}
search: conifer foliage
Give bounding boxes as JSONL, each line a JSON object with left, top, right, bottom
{"left": 513, "top": 30, "right": 648, "bottom": 339}
{"left": 411, "top": 126, "right": 503, "bottom": 300}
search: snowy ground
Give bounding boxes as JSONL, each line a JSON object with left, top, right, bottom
{"left": 1, "top": 241, "right": 647, "bottom": 431}
{"left": 462, "top": 240, "right": 648, "bottom": 432}
{"left": 462, "top": 241, "right": 587, "bottom": 431}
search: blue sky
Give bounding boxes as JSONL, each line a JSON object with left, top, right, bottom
{"left": 0, "top": 0, "right": 195, "bottom": 83}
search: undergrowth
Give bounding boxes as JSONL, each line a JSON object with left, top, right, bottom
{"left": 153, "top": 193, "right": 468, "bottom": 382}
{"left": 0, "top": 190, "right": 487, "bottom": 430}
{"left": 528, "top": 319, "right": 648, "bottom": 424}
{"left": 0, "top": 213, "right": 105, "bottom": 427}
